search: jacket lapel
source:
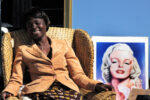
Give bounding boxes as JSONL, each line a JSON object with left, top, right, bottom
{"left": 25, "top": 37, "right": 60, "bottom": 62}
{"left": 50, "top": 38, "right": 62, "bottom": 59}
{"left": 26, "top": 43, "right": 52, "bottom": 63}
{"left": 50, "top": 38, "right": 57, "bottom": 59}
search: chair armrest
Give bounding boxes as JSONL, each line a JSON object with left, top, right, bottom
{"left": 1, "top": 33, "right": 13, "bottom": 86}
{"left": 80, "top": 88, "right": 116, "bottom": 100}
{"left": 73, "top": 29, "right": 94, "bottom": 79}
{"left": 6, "top": 96, "right": 19, "bottom": 100}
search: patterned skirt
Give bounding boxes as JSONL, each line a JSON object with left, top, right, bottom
{"left": 25, "top": 81, "right": 83, "bottom": 100}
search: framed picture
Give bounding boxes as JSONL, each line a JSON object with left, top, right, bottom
{"left": 92, "top": 36, "right": 149, "bottom": 100}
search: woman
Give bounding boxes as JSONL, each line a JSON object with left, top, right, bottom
{"left": 1, "top": 8, "right": 112, "bottom": 100}
{"left": 101, "top": 43, "right": 142, "bottom": 100}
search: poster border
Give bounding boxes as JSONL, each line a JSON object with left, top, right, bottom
{"left": 92, "top": 36, "right": 149, "bottom": 89}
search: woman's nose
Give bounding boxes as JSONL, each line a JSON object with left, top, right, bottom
{"left": 119, "top": 63, "right": 123, "bottom": 68}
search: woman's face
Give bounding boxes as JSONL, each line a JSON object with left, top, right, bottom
{"left": 110, "top": 50, "right": 133, "bottom": 79}
{"left": 26, "top": 17, "right": 47, "bottom": 40}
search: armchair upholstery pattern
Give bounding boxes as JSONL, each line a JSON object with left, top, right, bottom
{"left": 1, "top": 27, "right": 115, "bottom": 100}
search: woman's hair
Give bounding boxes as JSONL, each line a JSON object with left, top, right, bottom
{"left": 23, "top": 7, "right": 50, "bottom": 31}
{"left": 101, "top": 43, "right": 141, "bottom": 83}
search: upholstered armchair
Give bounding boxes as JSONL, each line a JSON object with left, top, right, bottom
{"left": 1, "top": 27, "right": 115, "bottom": 100}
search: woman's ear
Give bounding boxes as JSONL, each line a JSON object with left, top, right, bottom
{"left": 48, "top": 20, "right": 50, "bottom": 25}
{"left": 47, "top": 20, "right": 50, "bottom": 26}
{"left": 46, "top": 21, "right": 50, "bottom": 31}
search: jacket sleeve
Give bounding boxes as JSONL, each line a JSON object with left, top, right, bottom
{"left": 65, "top": 41, "right": 100, "bottom": 91}
{"left": 3, "top": 46, "right": 26, "bottom": 96}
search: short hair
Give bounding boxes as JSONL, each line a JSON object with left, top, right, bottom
{"left": 101, "top": 43, "right": 141, "bottom": 83}
{"left": 23, "top": 8, "right": 50, "bottom": 31}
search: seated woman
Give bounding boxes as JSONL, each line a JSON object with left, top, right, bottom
{"left": 1, "top": 8, "right": 112, "bottom": 100}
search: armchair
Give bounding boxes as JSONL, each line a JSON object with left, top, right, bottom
{"left": 1, "top": 27, "right": 115, "bottom": 100}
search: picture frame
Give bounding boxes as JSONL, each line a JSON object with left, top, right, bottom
{"left": 92, "top": 36, "right": 149, "bottom": 89}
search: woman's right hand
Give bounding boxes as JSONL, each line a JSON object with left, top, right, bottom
{"left": 95, "top": 83, "right": 113, "bottom": 92}
{"left": 1, "top": 92, "right": 12, "bottom": 100}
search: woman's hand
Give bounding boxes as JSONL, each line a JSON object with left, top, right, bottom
{"left": 1, "top": 92, "right": 13, "bottom": 100}
{"left": 95, "top": 83, "right": 113, "bottom": 92}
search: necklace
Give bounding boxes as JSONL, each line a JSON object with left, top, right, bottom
{"left": 38, "top": 43, "right": 50, "bottom": 51}
{"left": 37, "top": 38, "right": 51, "bottom": 51}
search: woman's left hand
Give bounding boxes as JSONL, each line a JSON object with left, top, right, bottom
{"left": 95, "top": 83, "right": 113, "bottom": 92}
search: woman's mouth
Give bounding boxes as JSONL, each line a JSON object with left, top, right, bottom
{"left": 116, "top": 70, "right": 125, "bottom": 74}
{"left": 31, "top": 30, "right": 40, "bottom": 35}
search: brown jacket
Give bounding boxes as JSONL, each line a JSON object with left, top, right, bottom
{"left": 3, "top": 38, "right": 99, "bottom": 96}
